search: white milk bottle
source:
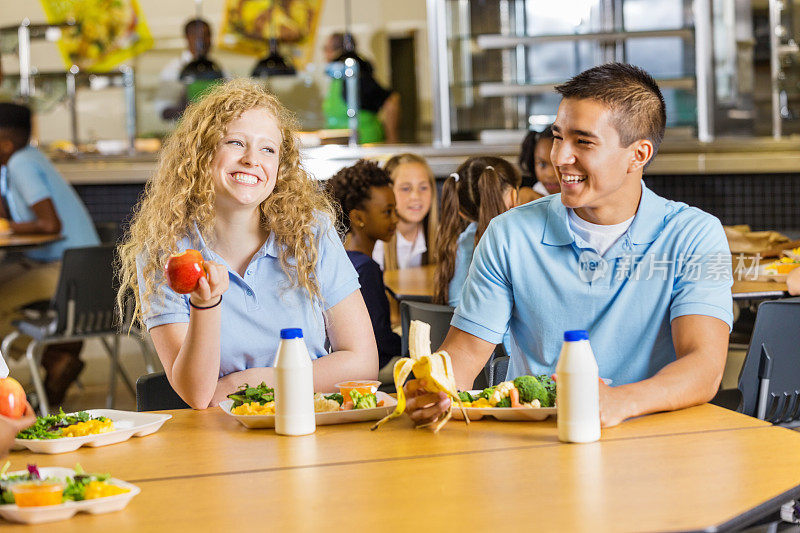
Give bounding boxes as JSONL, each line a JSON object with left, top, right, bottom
{"left": 556, "top": 330, "right": 601, "bottom": 443}
{"left": 274, "top": 328, "right": 316, "bottom": 436}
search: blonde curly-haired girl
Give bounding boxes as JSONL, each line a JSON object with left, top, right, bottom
{"left": 117, "top": 78, "right": 377, "bottom": 409}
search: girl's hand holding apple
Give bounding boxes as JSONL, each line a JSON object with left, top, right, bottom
{"left": 189, "top": 261, "right": 228, "bottom": 309}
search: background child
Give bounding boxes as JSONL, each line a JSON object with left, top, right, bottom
{"left": 434, "top": 156, "right": 521, "bottom": 306}
{"left": 518, "top": 126, "right": 557, "bottom": 204}
{"left": 325, "top": 160, "right": 401, "bottom": 373}
{"left": 0, "top": 102, "right": 100, "bottom": 406}
{"left": 373, "top": 153, "right": 438, "bottom": 270}
{"left": 117, "top": 79, "right": 377, "bottom": 409}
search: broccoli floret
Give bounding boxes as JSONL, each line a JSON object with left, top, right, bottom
{"left": 495, "top": 396, "right": 511, "bottom": 408}
{"left": 458, "top": 391, "right": 474, "bottom": 403}
{"left": 536, "top": 374, "right": 557, "bottom": 407}
{"left": 513, "top": 375, "right": 550, "bottom": 406}
{"left": 478, "top": 386, "right": 496, "bottom": 400}
{"left": 349, "top": 390, "right": 377, "bottom": 410}
{"left": 324, "top": 393, "right": 344, "bottom": 406}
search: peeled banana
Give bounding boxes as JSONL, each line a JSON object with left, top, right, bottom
{"left": 371, "top": 320, "right": 467, "bottom": 433}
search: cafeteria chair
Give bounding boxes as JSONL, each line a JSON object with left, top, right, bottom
{"left": 0, "top": 245, "right": 155, "bottom": 415}
{"left": 490, "top": 355, "right": 510, "bottom": 386}
{"left": 711, "top": 297, "right": 800, "bottom": 428}
{"left": 399, "top": 300, "right": 501, "bottom": 390}
{"left": 136, "top": 372, "right": 190, "bottom": 411}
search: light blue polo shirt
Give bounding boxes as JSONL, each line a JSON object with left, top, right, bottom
{"left": 448, "top": 222, "right": 477, "bottom": 308}
{"left": 3, "top": 146, "right": 99, "bottom": 262}
{"left": 452, "top": 182, "right": 733, "bottom": 385}
{"left": 138, "top": 216, "right": 360, "bottom": 377}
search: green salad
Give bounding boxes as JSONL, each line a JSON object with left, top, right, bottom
{"left": 16, "top": 409, "right": 110, "bottom": 440}
{"left": 227, "top": 383, "right": 275, "bottom": 408}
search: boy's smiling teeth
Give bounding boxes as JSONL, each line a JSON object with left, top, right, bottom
{"left": 561, "top": 174, "right": 587, "bottom": 184}
{"left": 231, "top": 172, "right": 258, "bottom": 185}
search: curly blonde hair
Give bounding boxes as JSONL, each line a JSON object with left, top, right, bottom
{"left": 117, "top": 78, "right": 334, "bottom": 329}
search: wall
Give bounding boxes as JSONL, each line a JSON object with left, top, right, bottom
{"left": 0, "top": 0, "right": 431, "bottom": 143}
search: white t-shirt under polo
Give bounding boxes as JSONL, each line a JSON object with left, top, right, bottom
{"left": 568, "top": 209, "right": 634, "bottom": 257}
{"left": 373, "top": 229, "right": 427, "bottom": 270}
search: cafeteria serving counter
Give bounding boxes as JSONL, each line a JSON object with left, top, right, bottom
{"left": 51, "top": 137, "right": 800, "bottom": 233}
{"left": 53, "top": 137, "right": 800, "bottom": 185}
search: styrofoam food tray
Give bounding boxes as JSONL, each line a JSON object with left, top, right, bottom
{"left": 219, "top": 391, "right": 397, "bottom": 429}
{"left": 451, "top": 390, "right": 556, "bottom": 422}
{"left": 0, "top": 467, "right": 139, "bottom": 524}
{"left": 14, "top": 410, "right": 172, "bottom": 454}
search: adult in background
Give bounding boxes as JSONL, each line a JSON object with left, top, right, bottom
{"left": 322, "top": 32, "right": 400, "bottom": 144}
{"left": 0, "top": 103, "right": 100, "bottom": 405}
{"left": 155, "top": 18, "right": 225, "bottom": 121}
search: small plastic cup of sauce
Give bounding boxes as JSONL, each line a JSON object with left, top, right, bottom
{"left": 336, "top": 380, "right": 381, "bottom": 402}
{"left": 11, "top": 481, "right": 65, "bottom": 506}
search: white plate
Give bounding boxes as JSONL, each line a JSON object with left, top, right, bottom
{"left": 219, "top": 391, "right": 397, "bottom": 429}
{"left": 0, "top": 467, "right": 139, "bottom": 524}
{"left": 14, "top": 410, "right": 172, "bottom": 454}
{"left": 452, "top": 390, "right": 556, "bottom": 422}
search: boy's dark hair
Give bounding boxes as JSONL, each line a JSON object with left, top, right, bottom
{"left": 519, "top": 125, "right": 554, "bottom": 177}
{"left": 325, "top": 159, "right": 392, "bottom": 233}
{"left": 555, "top": 63, "right": 666, "bottom": 156}
{"left": 0, "top": 102, "right": 32, "bottom": 148}
{"left": 184, "top": 18, "right": 210, "bottom": 37}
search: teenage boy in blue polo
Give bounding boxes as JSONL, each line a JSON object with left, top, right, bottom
{"left": 407, "top": 63, "right": 732, "bottom": 428}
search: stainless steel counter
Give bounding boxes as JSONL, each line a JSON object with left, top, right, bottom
{"left": 52, "top": 138, "right": 800, "bottom": 185}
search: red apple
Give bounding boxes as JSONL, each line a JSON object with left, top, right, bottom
{"left": 0, "top": 377, "right": 26, "bottom": 419}
{"left": 164, "top": 249, "right": 207, "bottom": 294}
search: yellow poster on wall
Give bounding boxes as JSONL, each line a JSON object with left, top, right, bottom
{"left": 219, "top": 0, "right": 324, "bottom": 69}
{"left": 39, "top": 0, "right": 154, "bottom": 72}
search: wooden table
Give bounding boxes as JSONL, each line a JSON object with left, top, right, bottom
{"left": 4, "top": 404, "right": 800, "bottom": 531}
{"left": 0, "top": 233, "right": 62, "bottom": 252}
{"left": 384, "top": 264, "right": 437, "bottom": 300}
{"left": 384, "top": 265, "right": 789, "bottom": 301}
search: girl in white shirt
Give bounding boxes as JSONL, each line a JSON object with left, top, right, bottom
{"left": 373, "top": 154, "right": 439, "bottom": 270}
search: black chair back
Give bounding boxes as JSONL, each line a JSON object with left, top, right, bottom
{"left": 738, "top": 297, "right": 800, "bottom": 425}
{"left": 51, "top": 244, "right": 118, "bottom": 336}
{"left": 490, "top": 355, "right": 510, "bottom": 386}
{"left": 399, "top": 300, "right": 505, "bottom": 390}
{"left": 399, "top": 300, "right": 455, "bottom": 358}
{"left": 136, "top": 372, "right": 190, "bottom": 411}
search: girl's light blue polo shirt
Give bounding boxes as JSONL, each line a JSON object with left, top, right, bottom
{"left": 138, "top": 217, "right": 360, "bottom": 377}
{"left": 452, "top": 182, "right": 734, "bottom": 385}
{"left": 448, "top": 222, "right": 477, "bottom": 308}
{"left": 449, "top": 221, "right": 517, "bottom": 359}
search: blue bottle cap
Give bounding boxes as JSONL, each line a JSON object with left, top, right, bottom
{"left": 280, "top": 328, "right": 304, "bottom": 339}
{"left": 564, "top": 330, "right": 588, "bottom": 342}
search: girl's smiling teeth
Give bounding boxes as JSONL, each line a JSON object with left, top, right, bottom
{"left": 561, "top": 174, "right": 587, "bottom": 184}
{"left": 231, "top": 172, "right": 260, "bottom": 185}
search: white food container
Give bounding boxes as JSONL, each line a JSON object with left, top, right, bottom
{"left": 14, "top": 410, "right": 172, "bottom": 454}
{"left": 0, "top": 467, "right": 139, "bottom": 524}
{"left": 219, "top": 391, "right": 397, "bottom": 429}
